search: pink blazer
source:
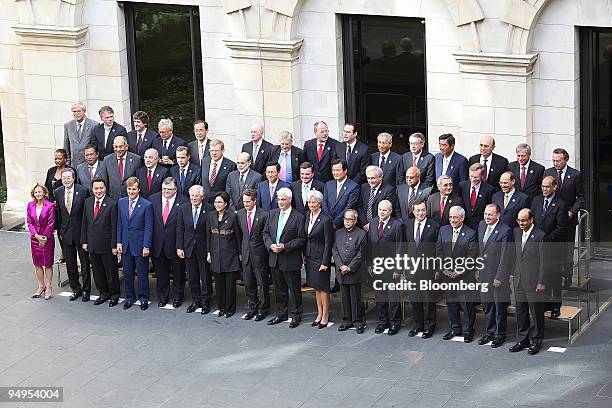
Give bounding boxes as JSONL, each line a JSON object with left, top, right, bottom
{"left": 26, "top": 199, "right": 55, "bottom": 238}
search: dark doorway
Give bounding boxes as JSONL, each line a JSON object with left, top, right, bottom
{"left": 123, "top": 3, "right": 204, "bottom": 141}
{"left": 342, "top": 15, "right": 426, "bottom": 153}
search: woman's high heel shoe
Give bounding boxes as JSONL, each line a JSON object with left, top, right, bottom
{"left": 44, "top": 288, "right": 53, "bottom": 300}
{"left": 318, "top": 322, "right": 329, "bottom": 329}
{"left": 31, "top": 287, "right": 45, "bottom": 299}
{"left": 311, "top": 320, "right": 321, "bottom": 327}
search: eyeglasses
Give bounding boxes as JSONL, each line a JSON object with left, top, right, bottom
{"left": 343, "top": 217, "right": 356, "bottom": 221}
{"left": 162, "top": 188, "right": 177, "bottom": 192}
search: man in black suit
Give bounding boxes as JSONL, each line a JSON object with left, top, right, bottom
{"left": 468, "top": 136, "right": 508, "bottom": 192}
{"left": 404, "top": 200, "right": 440, "bottom": 338}
{"left": 370, "top": 132, "right": 404, "bottom": 187}
{"left": 93, "top": 106, "right": 127, "bottom": 160}
{"left": 55, "top": 168, "right": 91, "bottom": 301}
{"left": 177, "top": 185, "right": 214, "bottom": 314}
{"left": 508, "top": 143, "right": 545, "bottom": 205}
{"left": 242, "top": 123, "right": 275, "bottom": 176}
{"left": 225, "top": 152, "right": 260, "bottom": 210}
{"left": 398, "top": 166, "right": 432, "bottom": 221}
{"left": 136, "top": 148, "right": 168, "bottom": 199}
{"left": 126, "top": 111, "right": 158, "bottom": 158}
{"left": 170, "top": 146, "right": 201, "bottom": 200}
{"left": 434, "top": 133, "right": 469, "bottom": 191}
{"left": 437, "top": 206, "right": 479, "bottom": 342}
{"left": 270, "top": 131, "right": 305, "bottom": 184}
{"left": 476, "top": 204, "right": 514, "bottom": 348}
{"left": 357, "top": 165, "right": 396, "bottom": 228}
{"left": 333, "top": 123, "right": 369, "bottom": 185}
{"left": 303, "top": 121, "right": 339, "bottom": 183}
{"left": 188, "top": 119, "right": 210, "bottom": 165}
{"left": 509, "top": 208, "right": 547, "bottom": 355}
{"left": 426, "top": 175, "right": 464, "bottom": 226}
{"left": 458, "top": 163, "right": 494, "bottom": 230}
{"left": 201, "top": 139, "right": 237, "bottom": 203}
{"left": 290, "top": 162, "right": 325, "bottom": 214}
{"left": 322, "top": 159, "right": 360, "bottom": 229}
{"left": 369, "top": 200, "right": 404, "bottom": 336}
{"left": 263, "top": 188, "right": 307, "bottom": 328}
{"left": 150, "top": 178, "right": 186, "bottom": 308}
{"left": 81, "top": 178, "right": 120, "bottom": 307}
{"left": 401, "top": 132, "right": 435, "bottom": 188}
{"left": 333, "top": 209, "right": 367, "bottom": 334}
{"left": 153, "top": 118, "right": 188, "bottom": 168}
{"left": 237, "top": 188, "right": 271, "bottom": 321}
{"left": 492, "top": 171, "right": 529, "bottom": 229}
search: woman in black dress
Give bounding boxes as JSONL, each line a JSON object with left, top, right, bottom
{"left": 44, "top": 149, "right": 73, "bottom": 263}
{"left": 304, "top": 190, "right": 334, "bottom": 328}
{"left": 207, "top": 191, "right": 241, "bottom": 317}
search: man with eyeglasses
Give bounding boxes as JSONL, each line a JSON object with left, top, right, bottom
{"left": 333, "top": 123, "right": 369, "bottom": 185}
{"left": 226, "top": 152, "right": 260, "bottom": 210}
{"left": 136, "top": 148, "right": 168, "bottom": 199}
{"left": 188, "top": 120, "right": 211, "bottom": 165}
{"left": 401, "top": 132, "right": 435, "bottom": 188}
{"left": 201, "top": 139, "right": 237, "bottom": 203}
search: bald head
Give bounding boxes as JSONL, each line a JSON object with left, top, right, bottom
{"left": 406, "top": 166, "right": 421, "bottom": 188}
{"left": 377, "top": 199, "right": 393, "bottom": 221}
{"left": 250, "top": 123, "right": 264, "bottom": 143}
{"left": 479, "top": 135, "right": 495, "bottom": 158}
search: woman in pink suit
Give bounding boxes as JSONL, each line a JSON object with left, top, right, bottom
{"left": 26, "top": 183, "right": 56, "bottom": 300}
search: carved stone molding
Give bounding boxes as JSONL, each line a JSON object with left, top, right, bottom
{"left": 223, "top": 38, "right": 303, "bottom": 62}
{"left": 452, "top": 51, "right": 539, "bottom": 76}
{"left": 13, "top": 24, "right": 88, "bottom": 47}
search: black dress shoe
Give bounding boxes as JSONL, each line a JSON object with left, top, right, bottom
{"left": 158, "top": 301, "right": 167, "bottom": 308}
{"left": 509, "top": 342, "right": 530, "bottom": 352}
{"left": 108, "top": 299, "right": 118, "bottom": 307}
{"left": 94, "top": 297, "right": 108, "bottom": 306}
{"left": 69, "top": 292, "right": 82, "bottom": 301}
{"left": 463, "top": 334, "right": 474, "bottom": 343}
{"left": 528, "top": 341, "right": 542, "bottom": 355}
{"left": 478, "top": 334, "right": 493, "bottom": 345}
{"left": 408, "top": 328, "right": 421, "bottom": 337}
{"left": 81, "top": 293, "right": 90, "bottom": 302}
{"left": 356, "top": 325, "right": 365, "bottom": 334}
{"left": 217, "top": 311, "right": 225, "bottom": 317}
{"left": 123, "top": 300, "right": 134, "bottom": 310}
{"left": 268, "top": 316, "right": 288, "bottom": 325}
{"left": 186, "top": 303, "right": 200, "bottom": 313}
{"left": 225, "top": 312, "right": 234, "bottom": 318}
{"left": 254, "top": 312, "right": 267, "bottom": 321}
{"left": 244, "top": 310, "right": 257, "bottom": 320}
{"left": 289, "top": 318, "right": 301, "bottom": 328}
{"left": 140, "top": 302, "right": 149, "bottom": 311}
{"left": 491, "top": 337, "right": 505, "bottom": 348}
{"left": 443, "top": 331, "right": 461, "bottom": 340}
{"left": 374, "top": 324, "right": 388, "bottom": 334}
{"left": 387, "top": 325, "right": 400, "bottom": 336}
{"left": 201, "top": 306, "right": 210, "bottom": 315}
{"left": 172, "top": 300, "right": 182, "bottom": 309}
{"left": 338, "top": 324, "right": 353, "bottom": 332}
{"left": 421, "top": 330, "right": 433, "bottom": 339}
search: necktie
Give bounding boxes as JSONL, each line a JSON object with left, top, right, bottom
{"left": 557, "top": 170, "right": 563, "bottom": 191}
{"left": 412, "top": 155, "right": 417, "bottom": 167}
{"left": 252, "top": 143, "right": 259, "bottom": 163}
{"left": 77, "top": 123, "right": 82, "bottom": 140}
{"left": 483, "top": 158, "right": 488, "bottom": 181}
{"left": 270, "top": 185, "right": 275, "bottom": 202}
{"left": 209, "top": 162, "right": 218, "bottom": 185}
{"left": 162, "top": 140, "right": 168, "bottom": 156}
{"left": 409, "top": 187, "right": 416, "bottom": 204}
{"left": 504, "top": 193, "right": 510, "bottom": 208}
{"left": 415, "top": 222, "right": 421, "bottom": 246}
{"left": 162, "top": 199, "right": 170, "bottom": 224}
{"left": 346, "top": 145, "right": 352, "bottom": 162}
{"left": 367, "top": 188, "right": 376, "bottom": 221}
{"left": 118, "top": 157, "right": 124, "bottom": 179}
{"left": 65, "top": 190, "right": 72, "bottom": 214}
{"left": 285, "top": 153, "right": 292, "bottom": 183}
{"left": 483, "top": 225, "right": 493, "bottom": 244}
{"left": 137, "top": 132, "right": 143, "bottom": 146}
{"left": 180, "top": 169, "right": 186, "bottom": 192}
{"left": 199, "top": 143, "right": 205, "bottom": 161}
{"left": 336, "top": 182, "right": 343, "bottom": 199}
{"left": 317, "top": 143, "right": 323, "bottom": 162}
{"left": 470, "top": 186, "right": 477, "bottom": 210}
{"left": 128, "top": 199, "right": 135, "bottom": 217}
{"left": 522, "top": 233, "right": 528, "bottom": 250}
{"left": 88, "top": 165, "right": 94, "bottom": 181}
{"left": 239, "top": 173, "right": 245, "bottom": 192}
{"left": 104, "top": 127, "right": 110, "bottom": 147}
{"left": 302, "top": 183, "right": 309, "bottom": 205}
{"left": 247, "top": 211, "right": 253, "bottom": 234}
{"left": 276, "top": 211, "right": 285, "bottom": 244}
{"left": 94, "top": 200, "right": 100, "bottom": 220}
{"left": 452, "top": 229, "right": 459, "bottom": 250}
{"left": 378, "top": 221, "right": 384, "bottom": 240}
{"left": 380, "top": 155, "right": 386, "bottom": 169}
{"left": 147, "top": 169, "right": 152, "bottom": 190}
{"left": 279, "top": 152, "right": 287, "bottom": 182}
{"left": 543, "top": 198, "right": 549, "bottom": 215}
{"left": 520, "top": 166, "right": 526, "bottom": 188}
{"left": 193, "top": 206, "right": 199, "bottom": 228}
{"left": 440, "top": 196, "right": 446, "bottom": 216}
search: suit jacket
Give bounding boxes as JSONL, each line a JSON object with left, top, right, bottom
{"left": 150, "top": 192, "right": 186, "bottom": 258}
{"left": 93, "top": 122, "right": 127, "bottom": 160}
{"left": 176, "top": 201, "right": 213, "bottom": 258}
{"left": 469, "top": 153, "right": 509, "bottom": 191}
{"left": 357, "top": 184, "right": 397, "bottom": 227}
{"left": 304, "top": 211, "right": 334, "bottom": 265}
{"left": 256, "top": 180, "right": 290, "bottom": 211}
{"left": 237, "top": 207, "right": 269, "bottom": 268}
{"left": 64, "top": 117, "right": 98, "bottom": 167}
{"left": 426, "top": 192, "right": 464, "bottom": 226}
{"left": 508, "top": 160, "right": 545, "bottom": 205}
{"left": 152, "top": 135, "right": 188, "bottom": 168}
{"left": 290, "top": 180, "right": 326, "bottom": 214}
{"left": 116, "top": 196, "right": 153, "bottom": 256}
{"left": 478, "top": 220, "right": 514, "bottom": 283}
{"left": 404, "top": 218, "right": 440, "bottom": 269}
{"left": 226, "top": 169, "right": 261, "bottom": 210}
{"left": 54, "top": 184, "right": 90, "bottom": 245}
{"left": 532, "top": 194, "right": 568, "bottom": 244}
{"left": 513, "top": 226, "right": 547, "bottom": 290}
{"left": 80, "top": 195, "right": 117, "bottom": 254}
{"left": 26, "top": 200, "right": 55, "bottom": 239}
{"left": 207, "top": 211, "right": 241, "bottom": 273}
{"left": 303, "top": 137, "right": 339, "bottom": 183}
{"left": 333, "top": 140, "right": 369, "bottom": 185}
{"left": 102, "top": 152, "right": 141, "bottom": 200}
{"left": 201, "top": 156, "right": 237, "bottom": 202}
{"left": 188, "top": 138, "right": 210, "bottom": 165}
{"left": 332, "top": 227, "right": 367, "bottom": 284}
{"left": 75, "top": 160, "right": 106, "bottom": 192}
{"left": 136, "top": 166, "right": 169, "bottom": 199}
{"left": 401, "top": 151, "right": 435, "bottom": 188}
{"left": 397, "top": 183, "right": 432, "bottom": 221}
{"left": 127, "top": 129, "right": 159, "bottom": 158}
{"left": 370, "top": 151, "right": 405, "bottom": 187}
{"left": 436, "top": 224, "right": 478, "bottom": 275}
{"left": 270, "top": 146, "right": 305, "bottom": 184}
{"left": 263, "top": 208, "right": 306, "bottom": 270}
{"left": 543, "top": 166, "right": 585, "bottom": 217}
{"left": 492, "top": 189, "right": 529, "bottom": 229}
{"left": 434, "top": 151, "right": 469, "bottom": 190}
{"left": 367, "top": 217, "right": 404, "bottom": 268}
{"left": 458, "top": 181, "right": 494, "bottom": 230}
{"left": 170, "top": 163, "right": 201, "bottom": 199}
{"left": 242, "top": 139, "right": 275, "bottom": 176}
{"left": 322, "top": 178, "right": 360, "bottom": 228}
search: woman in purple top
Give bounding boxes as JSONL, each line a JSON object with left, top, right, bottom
{"left": 26, "top": 183, "right": 56, "bottom": 300}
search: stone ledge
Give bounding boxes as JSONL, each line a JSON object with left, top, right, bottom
{"left": 453, "top": 51, "right": 539, "bottom": 76}
{"left": 13, "top": 24, "right": 88, "bottom": 48}
{"left": 223, "top": 38, "right": 303, "bottom": 62}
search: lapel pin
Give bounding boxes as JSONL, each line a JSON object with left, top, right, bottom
{"left": 530, "top": 170, "right": 533, "bottom": 174}
{"left": 461, "top": 232, "right": 465, "bottom": 236}
{"left": 349, "top": 237, "right": 352, "bottom": 240}
{"left": 567, "top": 176, "right": 571, "bottom": 179}
{"left": 223, "top": 166, "right": 227, "bottom": 170}
{"left": 552, "top": 203, "right": 556, "bottom": 207}
{"left": 102, "top": 203, "right": 107, "bottom": 207}
{"left": 450, "top": 165, "right": 454, "bottom": 169}
{"left": 137, "top": 204, "right": 141, "bottom": 208}
{"left": 511, "top": 199, "right": 516, "bottom": 203}
{"left": 478, "top": 194, "right": 482, "bottom": 198}
{"left": 75, "top": 191, "right": 79, "bottom": 195}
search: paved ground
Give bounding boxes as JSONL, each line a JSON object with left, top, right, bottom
{"left": 0, "top": 230, "right": 611, "bottom": 408}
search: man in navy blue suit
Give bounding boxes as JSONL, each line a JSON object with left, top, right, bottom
{"left": 370, "top": 132, "right": 404, "bottom": 187}
{"left": 303, "top": 121, "right": 339, "bottom": 183}
{"left": 492, "top": 171, "right": 529, "bottom": 229}
{"left": 458, "top": 163, "right": 494, "bottom": 230}
{"left": 242, "top": 123, "right": 275, "bottom": 176}
{"left": 153, "top": 118, "right": 187, "bottom": 168}
{"left": 434, "top": 133, "right": 469, "bottom": 190}
{"left": 117, "top": 176, "right": 154, "bottom": 311}
{"left": 333, "top": 123, "right": 369, "bottom": 185}
{"left": 401, "top": 132, "right": 435, "bottom": 188}
{"left": 256, "top": 162, "right": 289, "bottom": 211}
{"left": 322, "top": 159, "right": 359, "bottom": 229}
{"left": 170, "top": 146, "right": 201, "bottom": 200}
{"left": 136, "top": 148, "right": 168, "bottom": 199}
{"left": 126, "top": 111, "right": 158, "bottom": 158}
{"left": 93, "top": 106, "right": 127, "bottom": 160}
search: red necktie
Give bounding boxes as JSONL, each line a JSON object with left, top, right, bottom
{"left": 118, "top": 157, "right": 124, "bottom": 179}
{"left": 94, "top": 200, "right": 100, "bottom": 220}
{"left": 440, "top": 196, "right": 446, "bottom": 216}
{"left": 378, "top": 221, "right": 384, "bottom": 240}
{"left": 209, "top": 162, "right": 218, "bottom": 186}
{"left": 147, "top": 169, "right": 152, "bottom": 190}
{"left": 470, "top": 186, "right": 477, "bottom": 209}
{"left": 162, "top": 200, "right": 170, "bottom": 224}
{"left": 412, "top": 156, "right": 417, "bottom": 167}
{"left": 520, "top": 166, "right": 526, "bottom": 188}
{"left": 247, "top": 211, "right": 253, "bottom": 234}
{"left": 557, "top": 170, "right": 563, "bottom": 191}
{"left": 317, "top": 143, "right": 323, "bottom": 162}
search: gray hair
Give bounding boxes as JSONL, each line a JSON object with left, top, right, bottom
{"left": 98, "top": 105, "right": 114, "bottom": 116}
{"left": 237, "top": 152, "right": 251, "bottom": 162}
{"left": 437, "top": 175, "right": 453, "bottom": 185}
{"left": 210, "top": 139, "right": 224, "bottom": 149}
{"left": 158, "top": 118, "right": 173, "bottom": 131}
{"left": 189, "top": 184, "right": 204, "bottom": 196}
{"left": 113, "top": 135, "right": 128, "bottom": 145}
{"left": 516, "top": 143, "right": 532, "bottom": 155}
{"left": 277, "top": 187, "right": 292, "bottom": 200}
{"left": 307, "top": 190, "right": 324, "bottom": 204}
{"left": 61, "top": 167, "right": 75, "bottom": 178}
{"left": 449, "top": 206, "right": 465, "bottom": 217}
{"left": 365, "top": 165, "right": 383, "bottom": 178}
{"left": 144, "top": 148, "right": 159, "bottom": 159}
{"left": 409, "top": 132, "right": 425, "bottom": 144}
{"left": 378, "top": 132, "right": 392, "bottom": 143}
{"left": 279, "top": 131, "right": 293, "bottom": 142}
{"left": 344, "top": 208, "right": 358, "bottom": 219}
{"left": 71, "top": 101, "right": 86, "bottom": 111}
{"left": 162, "top": 177, "right": 177, "bottom": 189}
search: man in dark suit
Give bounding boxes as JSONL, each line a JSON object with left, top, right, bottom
{"left": 476, "top": 204, "right": 514, "bottom": 348}
{"left": 188, "top": 119, "right": 210, "bottom": 165}
{"left": 55, "top": 168, "right": 91, "bottom": 301}
{"left": 153, "top": 118, "right": 188, "bottom": 168}
{"left": 398, "top": 165, "right": 432, "bottom": 221}
{"left": 333, "top": 209, "right": 367, "bottom": 334}
{"left": 333, "top": 123, "right": 369, "bottom": 185}
{"left": 126, "top": 111, "right": 158, "bottom": 158}
{"left": 117, "top": 177, "right": 154, "bottom": 311}
{"left": 322, "top": 159, "right": 360, "bottom": 229}
{"left": 270, "top": 131, "right": 305, "bottom": 184}
{"left": 81, "top": 178, "right": 120, "bottom": 307}
{"left": 257, "top": 162, "right": 289, "bottom": 211}
{"left": 458, "top": 163, "right": 494, "bottom": 230}
{"left": 76, "top": 144, "right": 106, "bottom": 192}
{"left": 237, "top": 189, "right": 271, "bottom": 321}
{"left": 263, "top": 188, "right": 307, "bottom": 328}
{"left": 170, "top": 146, "right": 201, "bottom": 200}
{"left": 357, "top": 165, "right": 396, "bottom": 228}
{"left": 426, "top": 175, "right": 464, "bottom": 226}
{"left": 434, "top": 133, "right": 469, "bottom": 190}
{"left": 201, "top": 139, "right": 237, "bottom": 203}
{"left": 242, "top": 123, "right": 275, "bottom": 175}
{"left": 369, "top": 200, "right": 404, "bottom": 335}
{"left": 492, "top": 171, "right": 529, "bottom": 229}
{"left": 226, "top": 152, "right": 260, "bottom": 210}
{"left": 150, "top": 178, "right": 186, "bottom": 308}
{"left": 401, "top": 132, "right": 435, "bottom": 188}
{"left": 507, "top": 143, "right": 545, "bottom": 205}
{"left": 370, "top": 132, "right": 404, "bottom": 187}
{"left": 404, "top": 200, "right": 440, "bottom": 338}
{"left": 510, "top": 208, "right": 547, "bottom": 355}
{"left": 468, "top": 136, "right": 508, "bottom": 192}
{"left": 177, "top": 185, "right": 214, "bottom": 314}
{"left": 303, "top": 121, "right": 339, "bottom": 183}
{"left": 437, "top": 206, "right": 479, "bottom": 342}
{"left": 93, "top": 106, "right": 127, "bottom": 160}
{"left": 102, "top": 135, "right": 141, "bottom": 200}
{"left": 290, "top": 162, "right": 325, "bottom": 214}
{"left": 136, "top": 148, "right": 168, "bottom": 199}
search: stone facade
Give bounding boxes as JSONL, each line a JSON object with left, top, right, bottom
{"left": 0, "top": 0, "right": 604, "bottom": 211}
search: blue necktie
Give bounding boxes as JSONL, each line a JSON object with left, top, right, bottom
{"left": 285, "top": 153, "right": 292, "bottom": 183}
{"left": 543, "top": 198, "right": 549, "bottom": 215}
{"left": 180, "top": 168, "right": 186, "bottom": 192}
{"left": 193, "top": 207, "right": 199, "bottom": 229}
{"left": 276, "top": 211, "right": 286, "bottom": 244}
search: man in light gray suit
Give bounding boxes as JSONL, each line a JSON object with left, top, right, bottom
{"left": 226, "top": 152, "right": 261, "bottom": 210}
{"left": 76, "top": 143, "right": 106, "bottom": 192}
{"left": 102, "top": 135, "right": 141, "bottom": 200}
{"left": 64, "top": 101, "right": 98, "bottom": 167}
